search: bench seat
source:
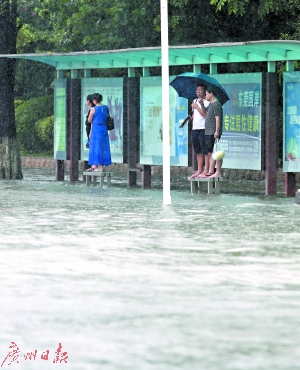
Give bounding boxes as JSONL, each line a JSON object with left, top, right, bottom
{"left": 188, "top": 176, "right": 223, "bottom": 194}
{"left": 83, "top": 171, "right": 114, "bottom": 187}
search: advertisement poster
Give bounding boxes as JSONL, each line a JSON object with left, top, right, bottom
{"left": 140, "top": 76, "right": 188, "bottom": 166}
{"left": 283, "top": 72, "right": 300, "bottom": 173}
{"left": 211, "top": 73, "right": 262, "bottom": 170}
{"left": 54, "top": 79, "right": 67, "bottom": 160}
{"left": 81, "top": 78, "right": 123, "bottom": 163}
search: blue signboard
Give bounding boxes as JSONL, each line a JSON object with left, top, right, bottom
{"left": 283, "top": 72, "right": 300, "bottom": 173}
{"left": 211, "top": 73, "right": 262, "bottom": 170}
{"left": 140, "top": 76, "right": 189, "bottom": 166}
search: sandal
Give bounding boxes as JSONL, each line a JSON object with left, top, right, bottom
{"left": 86, "top": 168, "right": 95, "bottom": 172}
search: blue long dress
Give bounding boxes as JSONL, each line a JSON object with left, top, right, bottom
{"left": 88, "top": 105, "right": 112, "bottom": 166}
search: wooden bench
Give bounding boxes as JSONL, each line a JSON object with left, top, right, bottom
{"left": 188, "top": 176, "right": 223, "bottom": 194}
{"left": 83, "top": 171, "right": 114, "bottom": 187}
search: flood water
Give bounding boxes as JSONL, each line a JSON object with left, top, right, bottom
{"left": 0, "top": 168, "right": 300, "bottom": 370}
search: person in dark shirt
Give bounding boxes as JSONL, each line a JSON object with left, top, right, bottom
{"left": 85, "top": 94, "right": 95, "bottom": 148}
{"left": 204, "top": 86, "right": 223, "bottom": 178}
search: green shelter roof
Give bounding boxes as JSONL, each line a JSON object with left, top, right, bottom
{"left": 1, "top": 40, "right": 300, "bottom": 70}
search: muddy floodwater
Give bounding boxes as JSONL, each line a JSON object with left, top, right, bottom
{"left": 0, "top": 168, "right": 299, "bottom": 370}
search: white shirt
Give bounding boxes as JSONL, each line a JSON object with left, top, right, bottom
{"left": 192, "top": 99, "right": 210, "bottom": 130}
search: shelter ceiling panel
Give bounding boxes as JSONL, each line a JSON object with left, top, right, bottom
{"left": 66, "top": 55, "right": 112, "bottom": 68}
{"left": 227, "top": 51, "right": 248, "bottom": 62}
{"left": 191, "top": 54, "right": 211, "bottom": 64}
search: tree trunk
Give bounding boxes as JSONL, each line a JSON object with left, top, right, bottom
{"left": 0, "top": 0, "right": 23, "bottom": 179}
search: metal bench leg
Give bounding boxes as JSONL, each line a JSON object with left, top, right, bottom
{"left": 86, "top": 176, "right": 91, "bottom": 186}
{"left": 198, "top": 181, "right": 202, "bottom": 193}
{"left": 215, "top": 181, "right": 220, "bottom": 194}
{"left": 191, "top": 181, "right": 198, "bottom": 194}
{"left": 107, "top": 175, "right": 111, "bottom": 187}
{"left": 100, "top": 176, "right": 104, "bottom": 187}
{"left": 208, "top": 181, "right": 213, "bottom": 194}
{"left": 92, "top": 176, "right": 97, "bottom": 186}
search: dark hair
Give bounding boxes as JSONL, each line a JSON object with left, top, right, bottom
{"left": 86, "top": 94, "right": 95, "bottom": 106}
{"left": 206, "top": 85, "right": 216, "bottom": 95}
{"left": 92, "top": 93, "right": 103, "bottom": 103}
{"left": 197, "top": 83, "right": 207, "bottom": 90}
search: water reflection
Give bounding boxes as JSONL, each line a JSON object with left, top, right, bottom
{"left": 0, "top": 168, "right": 299, "bottom": 370}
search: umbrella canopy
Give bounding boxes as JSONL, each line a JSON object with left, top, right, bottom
{"left": 170, "top": 72, "right": 230, "bottom": 105}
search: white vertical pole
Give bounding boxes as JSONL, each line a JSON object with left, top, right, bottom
{"left": 160, "top": 0, "right": 171, "bottom": 205}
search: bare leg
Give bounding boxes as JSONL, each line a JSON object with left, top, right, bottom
{"left": 199, "top": 153, "right": 214, "bottom": 177}
{"left": 191, "top": 153, "right": 204, "bottom": 178}
{"left": 208, "top": 154, "right": 216, "bottom": 175}
{"left": 210, "top": 159, "right": 223, "bottom": 178}
{"left": 199, "top": 153, "right": 211, "bottom": 177}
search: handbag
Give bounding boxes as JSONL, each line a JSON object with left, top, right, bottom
{"left": 105, "top": 107, "right": 115, "bottom": 131}
{"left": 212, "top": 139, "right": 225, "bottom": 160}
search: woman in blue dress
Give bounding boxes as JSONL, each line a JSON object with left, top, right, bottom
{"left": 86, "top": 93, "right": 112, "bottom": 172}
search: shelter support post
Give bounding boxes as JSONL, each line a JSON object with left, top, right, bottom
{"left": 284, "top": 172, "right": 296, "bottom": 197}
{"left": 286, "top": 60, "right": 295, "bottom": 72}
{"left": 67, "top": 78, "right": 81, "bottom": 182}
{"left": 193, "top": 64, "right": 201, "bottom": 73}
{"left": 71, "top": 70, "right": 78, "bottom": 79}
{"left": 56, "top": 160, "right": 64, "bottom": 181}
{"left": 142, "top": 165, "right": 151, "bottom": 189}
{"left": 267, "top": 61, "right": 276, "bottom": 73}
{"left": 143, "top": 67, "right": 150, "bottom": 77}
{"left": 84, "top": 69, "right": 91, "bottom": 78}
{"left": 128, "top": 68, "right": 136, "bottom": 78}
{"left": 57, "top": 70, "right": 63, "bottom": 79}
{"left": 264, "top": 73, "right": 278, "bottom": 195}
{"left": 283, "top": 61, "right": 296, "bottom": 195}
{"left": 210, "top": 64, "right": 217, "bottom": 74}
{"left": 125, "top": 77, "right": 140, "bottom": 187}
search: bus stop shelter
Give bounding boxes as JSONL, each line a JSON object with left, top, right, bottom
{"left": 2, "top": 40, "right": 300, "bottom": 197}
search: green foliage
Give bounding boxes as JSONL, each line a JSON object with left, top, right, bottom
{"left": 15, "top": 59, "right": 55, "bottom": 100}
{"left": 35, "top": 115, "right": 54, "bottom": 152}
{"left": 15, "top": 95, "right": 53, "bottom": 153}
{"left": 170, "top": 0, "right": 189, "bottom": 6}
{"left": 35, "top": 0, "right": 161, "bottom": 51}
{"left": 209, "top": 0, "right": 297, "bottom": 19}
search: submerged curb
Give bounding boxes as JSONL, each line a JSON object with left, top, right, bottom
{"left": 21, "top": 157, "right": 299, "bottom": 182}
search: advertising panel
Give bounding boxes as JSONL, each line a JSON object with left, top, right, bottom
{"left": 81, "top": 78, "right": 123, "bottom": 163}
{"left": 283, "top": 72, "right": 300, "bottom": 173}
{"left": 211, "top": 73, "right": 262, "bottom": 170}
{"left": 140, "top": 76, "right": 189, "bottom": 166}
{"left": 54, "top": 79, "right": 67, "bottom": 160}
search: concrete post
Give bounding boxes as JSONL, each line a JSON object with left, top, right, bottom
{"left": 295, "top": 189, "right": 300, "bottom": 204}
{"left": 67, "top": 78, "right": 81, "bottom": 182}
{"left": 264, "top": 73, "right": 278, "bottom": 195}
{"left": 124, "top": 77, "right": 140, "bottom": 187}
{"left": 284, "top": 172, "right": 296, "bottom": 197}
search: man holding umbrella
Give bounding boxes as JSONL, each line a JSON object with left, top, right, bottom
{"left": 190, "top": 84, "right": 210, "bottom": 178}
{"left": 170, "top": 72, "right": 229, "bottom": 178}
{"left": 202, "top": 85, "right": 224, "bottom": 178}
